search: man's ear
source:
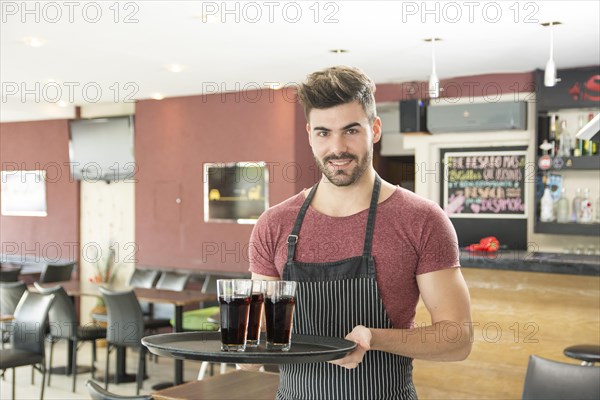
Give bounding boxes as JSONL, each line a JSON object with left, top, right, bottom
{"left": 372, "top": 117, "right": 382, "bottom": 144}
{"left": 306, "top": 123, "right": 312, "bottom": 146}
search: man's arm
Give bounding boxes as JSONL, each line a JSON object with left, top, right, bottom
{"left": 331, "top": 267, "right": 472, "bottom": 368}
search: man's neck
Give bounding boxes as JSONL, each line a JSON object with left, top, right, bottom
{"left": 309, "top": 168, "right": 378, "bottom": 217}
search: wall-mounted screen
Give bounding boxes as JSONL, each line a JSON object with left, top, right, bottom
{"left": 68, "top": 116, "right": 135, "bottom": 181}
{"left": 1, "top": 170, "right": 47, "bottom": 217}
{"left": 204, "top": 162, "right": 269, "bottom": 224}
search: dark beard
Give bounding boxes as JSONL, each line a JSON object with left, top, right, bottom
{"left": 315, "top": 149, "right": 372, "bottom": 187}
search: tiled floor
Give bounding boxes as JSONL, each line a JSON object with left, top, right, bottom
{"left": 0, "top": 339, "right": 221, "bottom": 399}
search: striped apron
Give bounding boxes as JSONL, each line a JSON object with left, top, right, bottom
{"left": 278, "top": 175, "right": 417, "bottom": 400}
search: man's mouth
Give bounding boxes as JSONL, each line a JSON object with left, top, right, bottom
{"left": 327, "top": 158, "right": 354, "bottom": 169}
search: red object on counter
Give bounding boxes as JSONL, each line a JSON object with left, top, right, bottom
{"left": 465, "top": 236, "right": 500, "bottom": 252}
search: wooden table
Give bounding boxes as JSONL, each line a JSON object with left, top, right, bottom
{"left": 152, "top": 371, "right": 279, "bottom": 400}
{"left": 32, "top": 280, "right": 216, "bottom": 385}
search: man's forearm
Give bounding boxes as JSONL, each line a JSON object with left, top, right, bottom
{"left": 370, "top": 320, "right": 473, "bottom": 361}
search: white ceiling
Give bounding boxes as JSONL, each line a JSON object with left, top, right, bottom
{"left": 1, "top": 1, "right": 599, "bottom": 122}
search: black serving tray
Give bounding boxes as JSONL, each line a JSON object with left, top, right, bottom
{"left": 141, "top": 332, "right": 356, "bottom": 364}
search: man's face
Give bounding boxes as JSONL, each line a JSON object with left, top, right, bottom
{"left": 307, "top": 101, "right": 381, "bottom": 187}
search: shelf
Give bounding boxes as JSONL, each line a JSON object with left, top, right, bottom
{"left": 535, "top": 221, "right": 600, "bottom": 236}
{"left": 536, "top": 156, "right": 600, "bottom": 171}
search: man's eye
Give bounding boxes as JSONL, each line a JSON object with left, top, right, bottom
{"left": 346, "top": 129, "right": 357, "bottom": 134}
{"left": 317, "top": 131, "right": 328, "bottom": 137}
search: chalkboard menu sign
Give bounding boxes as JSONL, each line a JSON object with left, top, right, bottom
{"left": 443, "top": 150, "right": 528, "bottom": 219}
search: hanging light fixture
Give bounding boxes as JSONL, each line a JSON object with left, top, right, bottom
{"left": 425, "top": 38, "right": 442, "bottom": 98}
{"left": 542, "top": 21, "right": 562, "bottom": 87}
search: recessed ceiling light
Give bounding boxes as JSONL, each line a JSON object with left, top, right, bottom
{"left": 24, "top": 37, "right": 46, "bottom": 47}
{"left": 540, "top": 21, "right": 562, "bottom": 27}
{"left": 151, "top": 93, "right": 165, "bottom": 100}
{"left": 165, "top": 64, "right": 185, "bottom": 73}
{"left": 57, "top": 101, "right": 68, "bottom": 108}
{"left": 329, "top": 49, "right": 349, "bottom": 54}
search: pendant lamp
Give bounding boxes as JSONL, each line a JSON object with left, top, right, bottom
{"left": 542, "top": 21, "right": 562, "bottom": 87}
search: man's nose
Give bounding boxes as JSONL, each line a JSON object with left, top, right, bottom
{"left": 329, "top": 133, "right": 348, "bottom": 154}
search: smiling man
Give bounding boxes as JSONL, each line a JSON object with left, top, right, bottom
{"left": 249, "top": 66, "right": 472, "bottom": 399}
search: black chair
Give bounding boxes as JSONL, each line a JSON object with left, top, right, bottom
{"left": 33, "top": 283, "right": 107, "bottom": 392}
{"left": 128, "top": 268, "right": 160, "bottom": 316}
{"left": 86, "top": 380, "right": 153, "bottom": 400}
{"left": 0, "top": 264, "right": 22, "bottom": 282}
{"left": 151, "top": 271, "right": 191, "bottom": 323}
{"left": 99, "top": 287, "right": 147, "bottom": 395}
{"left": 128, "top": 269, "right": 160, "bottom": 288}
{"left": 39, "top": 262, "right": 75, "bottom": 283}
{"left": 0, "top": 291, "right": 55, "bottom": 400}
{"left": 0, "top": 281, "right": 27, "bottom": 348}
{"left": 564, "top": 344, "right": 600, "bottom": 366}
{"left": 522, "top": 355, "right": 600, "bottom": 400}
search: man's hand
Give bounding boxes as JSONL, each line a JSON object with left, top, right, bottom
{"left": 329, "top": 325, "right": 372, "bottom": 369}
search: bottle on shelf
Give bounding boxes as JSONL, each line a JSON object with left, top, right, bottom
{"left": 549, "top": 114, "right": 557, "bottom": 157}
{"left": 578, "top": 188, "right": 594, "bottom": 224}
{"left": 557, "top": 120, "right": 572, "bottom": 157}
{"left": 540, "top": 186, "right": 555, "bottom": 222}
{"left": 556, "top": 188, "right": 570, "bottom": 223}
{"left": 585, "top": 113, "right": 598, "bottom": 156}
{"left": 574, "top": 115, "right": 585, "bottom": 157}
{"left": 572, "top": 188, "right": 582, "bottom": 222}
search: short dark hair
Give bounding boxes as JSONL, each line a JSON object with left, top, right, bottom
{"left": 297, "top": 66, "right": 377, "bottom": 123}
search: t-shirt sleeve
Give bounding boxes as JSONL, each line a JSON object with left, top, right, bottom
{"left": 416, "top": 204, "right": 460, "bottom": 275}
{"left": 248, "top": 212, "right": 281, "bottom": 278}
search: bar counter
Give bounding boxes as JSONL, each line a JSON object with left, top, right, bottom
{"left": 413, "top": 263, "right": 599, "bottom": 399}
{"left": 460, "top": 250, "right": 600, "bottom": 276}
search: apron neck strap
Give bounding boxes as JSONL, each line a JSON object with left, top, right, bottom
{"left": 286, "top": 182, "right": 319, "bottom": 263}
{"left": 363, "top": 174, "right": 381, "bottom": 257}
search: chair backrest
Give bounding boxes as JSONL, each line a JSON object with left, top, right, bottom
{"left": 100, "top": 287, "right": 144, "bottom": 347}
{"left": 522, "top": 355, "right": 600, "bottom": 400}
{"left": 12, "top": 291, "right": 55, "bottom": 354}
{"left": 0, "top": 264, "right": 22, "bottom": 282}
{"left": 39, "top": 262, "right": 75, "bottom": 283}
{"left": 128, "top": 268, "right": 160, "bottom": 289}
{"left": 86, "top": 380, "right": 153, "bottom": 400}
{"left": 153, "top": 272, "right": 191, "bottom": 319}
{"left": 33, "top": 283, "right": 77, "bottom": 340}
{"left": 128, "top": 269, "right": 160, "bottom": 315}
{"left": 0, "top": 281, "right": 27, "bottom": 315}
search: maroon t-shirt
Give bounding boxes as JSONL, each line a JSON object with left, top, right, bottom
{"left": 249, "top": 186, "right": 460, "bottom": 329}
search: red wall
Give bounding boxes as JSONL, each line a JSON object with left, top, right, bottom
{"left": 0, "top": 119, "right": 80, "bottom": 264}
{"left": 135, "top": 88, "right": 316, "bottom": 273}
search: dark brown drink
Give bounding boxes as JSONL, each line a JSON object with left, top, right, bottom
{"left": 219, "top": 295, "right": 251, "bottom": 351}
{"left": 246, "top": 293, "right": 264, "bottom": 346}
{"left": 265, "top": 295, "right": 295, "bottom": 350}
